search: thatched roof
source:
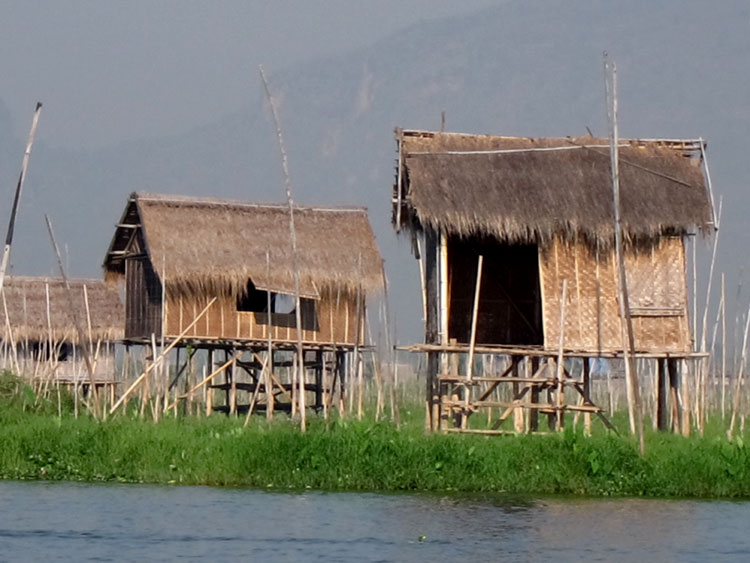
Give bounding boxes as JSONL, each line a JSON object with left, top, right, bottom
{"left": 0, "top": 276, "right": 123, "bottom": 344}
{"left": 103, "top": 193, "right": 383, "bottom": 300}
{"left": 395, "top": 129, "right": 714, "bottom": 245}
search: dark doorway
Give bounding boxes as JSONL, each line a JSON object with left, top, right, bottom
{"left": 448, "top": 236, "right": 543, "bottom": 345}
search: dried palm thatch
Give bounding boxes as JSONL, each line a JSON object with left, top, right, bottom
{"left": 395, "top": 130, "right": 713, "bottom": 246}
{"left": 103, "top": 193, "right": 383, "bottom": 300}
{"left": 0, "top": 276, "right": 123, "bottom": 344}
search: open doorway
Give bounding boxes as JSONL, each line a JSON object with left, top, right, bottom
{"left": 447, "top": 235, "right": 543, "bottom": 346}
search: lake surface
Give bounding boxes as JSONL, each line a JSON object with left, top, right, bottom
{"left": 0, "top": 481, "right": 748, "bottom": 562}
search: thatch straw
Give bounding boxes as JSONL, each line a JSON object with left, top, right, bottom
{"left": 0, "top": 276, "right": 123, "bottom": 343}
{"left": 396, "top": 130, "right": 713, "bottom": 246}
{"left": 103, "top": 193, "right": 383, "bottom": 300}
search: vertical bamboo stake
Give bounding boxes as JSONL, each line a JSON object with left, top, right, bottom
{"left": 0, "top": 103, "right": 42, "bottom": 296}
{"left": 45, "top": 215, "right": 101, "bottom": 418}
{"left": 556, "top": 280, "right": 568, "bottom": 432}
{"left": 462, "top": 255, "right": 484, "bottom": 429}
{"left": 708, "top": 287, "right": 724, "bottom": 419}
{"left": 45, "top": 281, "right": 53, "bottom": 388}
{"left": 416, "top": 237, "right": 428, "bottom": 322}
{"left": 697, "top": 198, "right": 722, "bottom": 433}
{"left": 354, "top": 253, "right": 364, "bottom": 420}
{"left": 722, "top": 274, "right": 727, "bottom": 419}
{"left": 604, "top": 53, "right": 644, "bottom": 453}
{"left": 262, "top": 251, "right": 275, "bottom": 420}
{"left": 151, "top": 334, "right": 160, "bottom": 422}
{"left": 367, "top": 311, "right": 384, "bottom": 420}
{"left": 259, "top": 65, "right": 306, "bottom": 432}
{"left": 728, "top": 302, "right": 750, "bottom": 440}
{"left": 160, "top": 256, "right": 168, "bottom": 414}
{"left": 381, "top": 262, "right": 399, "bottom": 425}
{"left": 2, "top": 289, "right": 20, "bottom": 378}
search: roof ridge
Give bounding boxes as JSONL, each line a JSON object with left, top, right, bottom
{"left": 133, "top": 192, "right": 368, "bottom": 213}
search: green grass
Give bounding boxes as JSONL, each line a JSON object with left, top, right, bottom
{"left": 1, "top": 372, "right": 749, "bottom": 498}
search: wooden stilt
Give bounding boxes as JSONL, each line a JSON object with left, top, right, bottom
{"left": 668, "top": 358, "right": 682, "bottom": 434}
{"left": 583, "top": 358, "right": 592, "bottom": 435}
{"left": 512, "top": 357, "right": 524, "bottom": 433}
{"left": 657, "top": 358, "right": 669, "bottom": 431}
{"left": 529, "top": 357, "right": 540, "bottom": 432}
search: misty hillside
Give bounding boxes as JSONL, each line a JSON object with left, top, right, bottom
{"left": 1, "top": 0, "right": 748, "bottom": 340}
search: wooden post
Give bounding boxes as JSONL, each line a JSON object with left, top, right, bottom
{"left": 668, "top": 358, "right": 682, "bottom": 433}
{"left": 423, "top": 228, "right": 440, "bottom": 431}
{"left": 206, "top": 349, "right": 213, "bottom": 415}
{"left": 513, "top": 357, "right": 524, "bottom": 433}
{"left": 529, "top": 356, "right": 540, "bottom": 432}
{"left": 583, "top": 358, "right": 592, "bottom": 435}
{"left": 314, "top": 350, "right": 323, "bottom": 411}
{"left": 657, "top": 358, "right": 669, "bottom": 431}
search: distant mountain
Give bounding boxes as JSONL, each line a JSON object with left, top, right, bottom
{"left": 1, "top": 0, "right": 748, "bottom": 340}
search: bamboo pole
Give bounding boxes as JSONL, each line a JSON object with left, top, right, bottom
{"left": 160, "top": 256, "right": 167, "bottom": 415}
{"left": 416, "top": 236, "right": 428, "bottom": 323}
{"left": 259, "top": 65, "right": 306, "bottom": 432}
{"left": 728, "top": 302, "right": 750, "bottom": 440}
{"left": 265, "top": 250, "right": 274, "bottom": 420}
{"left": 721, "top": 274, "right": 727, "bottom": 419}
{"left": 604, "top": 54, "right": 644, "bottom": 454}
{"left": 1, "top": 290, "right": 19, "bottom": 377}
{"left": 0, "top": 103, "right": 42, "bottom": 296}
{"left": 708, "top": 285, "right": 724, "bottom": 419}
{"left": 698, "top": 198, "right": 722, "bottom": 433}
{"left": 110, "top": 298, "right": 217, "bottom": 413}
{"left": 556, "top": 280, "right": 568, "bottom": 431}
{"left": 381, "top": 262, "right": 399, "bottom": 425}
{"left": 150, "top": 334, "right": 160, "bottom": 422}
{"left": 354, "top": 253, "right": 364, "bottom": 420}
{"left": 462, "top": 255, "right": 484, "bottom": 429}
{"left": 45, "top": 215, "right": 102, "bottom": 418}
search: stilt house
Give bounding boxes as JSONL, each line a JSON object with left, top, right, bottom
{"left": 393, "top": 129, "right": 715, "bottom": 433}
{"left": 103, "top": 193, "right": 383, "bottom": 415}
{"left": 0, "top": 276, "right": 123, "bottom": 384}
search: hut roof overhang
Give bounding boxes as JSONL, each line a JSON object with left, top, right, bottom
{"left": 394, "top": 129, "right": 715, "bottom": 246}
{"left": 0, "top": 276, "right": 124, "bottom": 344}
{"left": 103, "top": 193, "right": 384, "bottom": 300}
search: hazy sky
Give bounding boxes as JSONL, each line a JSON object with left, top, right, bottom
{"left": 2, "top": 1, "right": 501, "bottom": 149}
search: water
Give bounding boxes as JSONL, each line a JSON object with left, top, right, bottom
{"left": 0, "top": 481, "right": 748, "bottom": 562}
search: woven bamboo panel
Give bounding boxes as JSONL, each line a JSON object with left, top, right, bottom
{"left": 540, "top": 237, "right": 690, "bottom": 353}
{"left": 164, "top": 292, "right": 361, "bottom": 345}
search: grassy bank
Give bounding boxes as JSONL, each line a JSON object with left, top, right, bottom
{"left": 2, "top": 404, "right": 750, "bottom": 498}
{"left": 2, "top": 372, "right": 749, "bottom": 498}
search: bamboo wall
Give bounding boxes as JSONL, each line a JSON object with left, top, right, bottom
{"left": 540, "top": 237, "right": 691, "bottom": 353}
{"left": 125, "top": 257, "right": 162, "bottom": 338}
{"left": 124, "top": 253, "right": 365, "bottom": 346}
{"left": 162, "top": 291, "right": 363, "bottom": 346}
